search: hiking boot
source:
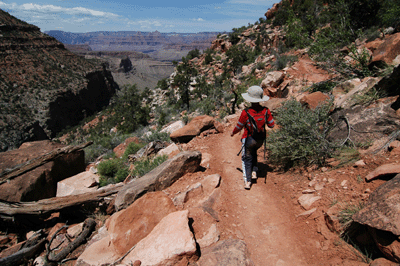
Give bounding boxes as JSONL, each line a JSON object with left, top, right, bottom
{"left": 252, "top": 171, "right": 257, "bottom": 180}
{"left": 244, "top": 181, "right": 251, "bottom": 190}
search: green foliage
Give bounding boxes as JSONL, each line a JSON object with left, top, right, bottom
{"left": 204, "top": 52, "right": 213, "bottom": 65}
{"left": 266, "top": 98, "right": 336, "bottom": 169}
{"left": 310, "top": 80, "right": 337, "bottom": 93}
{"left": 379, "top": 0, "right": 400, "bottom": 27}
{"left": 272, "top": 51, "right": 298, "bottom": 71}
{"left": 351, "top": 87, "right": 386, "bottom": 106}
{"left": 157, "top": 78, "right": 169, "bottom": 90}
{"left": 131, "top": 155, "right": 168, "bottom": 177}
{"left": 143, "top": 130, "right": 170, "bottom": 143}
{"left": 225, "top": 44, "right": 262, "bottom": 75}
{"left": 107, "top": 85, "right": 150, "bottom": 134}
{"left": 123, "top": 142, "right": 144, "bottom": 159}
{"left": 171, "top": 57, "right": 198, "bottom": 110}
{"left": 346, "top": 45, "right": 372, "bottom": 77}
{"left": 97, "top": 159, "right": 124, "bottom": 178}
{"left": 186, "top": 49, "right": 201, "bottom": 60}
{"left": 97, "top": 158, "right": 129, "bottom": 186}
{"left": 284, "top": 10, "right": 311, "bottom": 49}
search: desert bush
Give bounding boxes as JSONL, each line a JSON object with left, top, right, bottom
{"left": 309, "top": 80, "right": 337, "bottom": 93}
{"left": 131, "top": 155, "right": 168, "bottom": 177}
{"left": 345, "top": 45, "right": 372, "bottom": 77}
{"left": 122, "top": 142, "right": 145, "bottom": 159}
{"left": 97, "top": 158, "right": 125, "bottom": 179}
{"left": 284, "top": 10, "right": 311, "bottom": 49}
{"left": 272, "top": 52, "right": 298, "bottom": 71}
{"left": 266, "top": 98, "right": 336, "bottom": 169}
{"left": 351, "top": 87, "right": 386, "bottom": 106}
{"left": 142, "top": 130, "right": 170, "bottom": 143}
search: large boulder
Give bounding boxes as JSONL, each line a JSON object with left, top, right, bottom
{"left": 0, "top": 140, "right": 85, "bottom": 202}
{"left": 56, "top": 171, "right": 99, "bottom": 197}
{"left": 121, "top": 210, "right": 197, "bottom": 266}
{"left": 106, "top": 191, "right": 176, "bottom": 256}
{"left": 334, "top": 77, "right": 380, "bottom": 109}
{"left": 353, "top": 174, "right": 400, "bottom": 235}
{"left": 329, "top": 97, "right": 400, "bottom": 146}
{"left": 371, "top": 32, "right": 400, "bottom": 65}
{"left": 353, "top": 174, "right": 400, "bottom": 262}
{"left": 300, "top": 91, "right": 330, "bottom": 109}
{"left": 114, "top": 151, "right": 202, "bottom": 210}
{"left": 170, "top": 115, "right": 215, "bottom": 143}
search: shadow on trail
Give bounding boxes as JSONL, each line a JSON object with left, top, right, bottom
{"left": 236, "top": 162, "right": 274, "bottom": 184}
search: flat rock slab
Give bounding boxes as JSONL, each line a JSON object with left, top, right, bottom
{"left": 121, "top": 210, "right": 196, "bottom": 266}
{"left": 353, "top": 174, "right": 400, "bottom": 235}
{"left": 298, "top": 194, "right": 321, "bottom": 210}
{"left": 107, "top": 191, "right": 176, "bottom": 256}
{"left": 56, "top": 171, "right": 99, "bottom": 197}
{"left": 197, "top": 239, "right": 254, "bottom": 266}
{"left": 365, "top": 163, "right": 400, "bottom": 181}
{"left": 170, "top": 115, "right": 215, "bottom": 143}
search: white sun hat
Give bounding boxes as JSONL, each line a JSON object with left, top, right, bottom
{"left": 241, "top": 85, "right": 269, "bottom": 103}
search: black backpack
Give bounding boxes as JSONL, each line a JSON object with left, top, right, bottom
{"left": 244, "top": 108, "right": 269, "bottom": 140}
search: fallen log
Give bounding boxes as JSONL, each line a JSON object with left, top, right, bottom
{"left": 0, "top": 141, "right": 93, "bottom": 185}
{"left": 0, "top": 230, "right": 46, "bottom": 266}
{"left": 0, "top": 183, "right": 123, "bottom": 220}
{"left": 47, "top": 218, "right": 96, "bottom": 263}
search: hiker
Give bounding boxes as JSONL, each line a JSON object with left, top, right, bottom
{"left": 230, "top": 85, "right": 275, "bottom": 190}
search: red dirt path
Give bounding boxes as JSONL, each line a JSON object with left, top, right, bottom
{"left": 174, "top": 115, "right": 396, "bottom": 265}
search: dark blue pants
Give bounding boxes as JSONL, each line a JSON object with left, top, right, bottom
{"left": 241, "top": 136, "right": 264, "bottom": 182}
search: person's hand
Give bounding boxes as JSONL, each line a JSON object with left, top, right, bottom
{"left": 230, "top": 132, "right": 234, "bottom": 137}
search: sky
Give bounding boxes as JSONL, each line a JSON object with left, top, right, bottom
{"left": 0, "top": 0, "right": 276, "bottom": 33}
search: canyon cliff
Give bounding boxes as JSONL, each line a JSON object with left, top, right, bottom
{"left": 0, "top": 9, "right": 119, "bottom": 151}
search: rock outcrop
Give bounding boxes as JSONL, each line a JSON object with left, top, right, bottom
{"left": 0, "top": 140, "right": 85, "bottom": 201}
{"left": 114, "top": 150, "right": 202, "bottom": 210}
{"left": 0, "top": 9, "right": 118, "bottom": 152}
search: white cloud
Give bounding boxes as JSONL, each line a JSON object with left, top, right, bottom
{"left": 0, "top": 2, "right": 119, "bottom": 18}
{"left": 193, "top": 18, "right": 204, "bottom": 21}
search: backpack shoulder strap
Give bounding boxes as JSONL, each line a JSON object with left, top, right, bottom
{"left": 244, "top": 108, "right": 258, "bottom": 132}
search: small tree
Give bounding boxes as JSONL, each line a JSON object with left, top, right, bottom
{"left": 171, "top": 57, "right": 198, "bottom": 110}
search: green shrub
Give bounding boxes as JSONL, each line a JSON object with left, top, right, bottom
{"left": 266, "top": 98, "right": 336, "bottom": 169}
{"left": 97, "top": 159, "right": 124, "bottom": 179}
{"left": 115, "top": 168, "right": 130, "bottom": 183}
{"left": 310, "top": 80, "right": 337, "bottom": 93}
{"left": 272, "top": 52, "right": 298, "bottom": 71}
{"left": 346, "top": 45, "right": 372, "bottom": 77}
{"left": 131, "top": 155, "right": 168, "bottom": 177}
{"left": 123, "top": 142, "right": 145, "bottom": 159}
{"left": 97, "top": 158, "right": 130, "bottom": 186}
{"left": 143, "top": 130, "right": 170, "bottom": 143}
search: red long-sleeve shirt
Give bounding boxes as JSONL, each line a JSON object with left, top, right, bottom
{"left": 232, "top": 106, "right": 275, "bottom": 139}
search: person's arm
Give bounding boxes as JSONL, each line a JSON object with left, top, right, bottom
{"left": 266, "top": 109, "right": 275, "bottom": 128}
{"left": 231, "top": 111, "right": 247, "bottom": 136}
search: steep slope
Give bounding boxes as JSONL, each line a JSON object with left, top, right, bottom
{"left": 0, "top": 9, "right": 119, "bottom": 152}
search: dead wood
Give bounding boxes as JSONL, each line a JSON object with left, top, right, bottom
{"left": 0, "top": 230, "right": 46, "bottom": 266}
{"left": 0, "top": 183, "right": 123, "bottom": 220}
{"left": 0, "top": 141, "right": 93, "bottom": 185}
{"left": 47, "top": 218, "right": 96, "bottom": 263}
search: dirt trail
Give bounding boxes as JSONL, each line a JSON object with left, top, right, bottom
{"left": 203, "top": 127, "right": 314, "bottom": 265}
